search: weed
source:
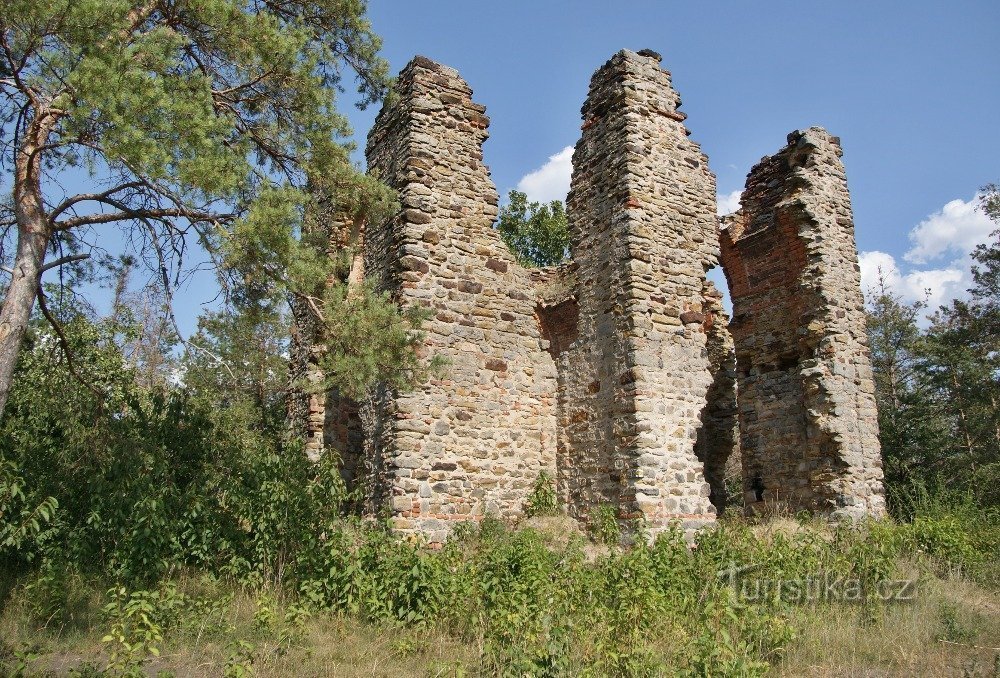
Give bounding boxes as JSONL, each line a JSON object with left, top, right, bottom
{"left": 523, "top": 470, "right": 559, "bottom": 518}
{"left": 588, "top": 503, "right": 621, "bottom": 546}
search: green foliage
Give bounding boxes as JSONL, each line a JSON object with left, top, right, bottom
{"left": 0, "top": 309, "right": 344, "bottom": 585}
{"left": 980, "top": 183, "right": 1000, "bottom": 223}
{"left": 867, "top": 192, "right": 1000, "bottom": 511}
{"left": 101, "top": 587, "right": 166, "bottom": 675}
{"left": 588, "top": 503, "right": 622, "bottom": 546}
{"left": 2, "top": 0, "right": 389, "bottom": 199}
{"left": 496, "top": 190, "right": 570, "bottom": 267}
{"left": 0, "top": 0, "right": 398, "bottom": 425}
{"left": 21, "top": 560, "right": 95, "bottom": 628}
{"left": 523, "top": 471, "right": 559, "bottom": 518}
{"left": 291, "top": 518, "right": 886, "bottom": 674}
{"left": 319, "top": 282, "right": 442, "bottom": 400}
{"left": 888, "top": 484, "right": 999, "bottom": 582}
{"left": 0, "top": 460, "right": 57, "bottom": 558}
{"left": 181, "top": 303, "right": 288, "bottom": 435}
{"left": 937, "top": 602, "right": 978, "bottom": 643}
{"left": 866, "top": 281, "right": 950, "bottom": 491}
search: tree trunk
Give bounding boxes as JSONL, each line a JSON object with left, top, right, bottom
{"left": 950, "top": 369, "right": 976, "bottom": 460}
{"left": 0, "top": 111, "right": 58, "bottom": 419}
{"left": 0, "top": 221, "right": 50, "bottom": 417}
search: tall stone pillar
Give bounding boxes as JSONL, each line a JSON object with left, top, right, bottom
{"left": 560, "top": 49, "right": 728, "bottom": 537}
{"left": 720, "top": 128, "right": 886, "bottom": 519}
{"left": 362, "top": 57, "right": 560, "bottom": 544}
{"left": 287, "top": 205, "right": 364, "bottom": 466}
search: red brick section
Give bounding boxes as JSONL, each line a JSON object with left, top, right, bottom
{"left": 720, "top": 128, "right": 886, "bottom": 519}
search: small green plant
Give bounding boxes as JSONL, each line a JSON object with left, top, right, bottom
{"left": 1, "top": 643, "right": 40, "bottom": 678}
{"left": 0, "top": 460, "right": 58, "bottom": 559}
{"left": 253, "top": 593, "right": 276, "bottom": 631}
{"left": 22, "top": 560, "right": 93, "bottom": 628}
{"left": 277, "top": 603, "right": 312, "bottom": 653}
{"left": 524, "top": 471, "right": 559, "bottom": 518}
{"left": 67, "top": 662, "right": 107, "bottom": 677}
{"left": 589, "top": 504, "right": 622, "bottom": 546}
{"left": 101, "top": 587, "right": 165, "bottom": 676}
{"left": 937, "top": 602, "right": 978, "bottom": 643}
{"left": 390, "top": 634, "right": 429, "bottom": 658}
{"left": 904, "top": 515, "right": 980, "bottom": 573}
{"left": 428, "top": 660, "right": 468, "bottom": 677}
{"left": 224, "top": 639, "right": 256, "bottom": 678}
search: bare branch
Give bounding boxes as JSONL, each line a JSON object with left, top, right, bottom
{"left": 0, "top": 26, "right": 39, "bottom": 107}
{"left": 36, "top": 287, "right": 103, "bottom": 399}
{"left": 139, "top": 219, "right": 238, "bottom": 382}
{"left": 48, "top": 181, "right": 146, "bottom": 222}
{"left": 39, "top": 252, "right": 90, "bottom": 274}
{"left": 292, "top": 291, "right": 327, "bottom": 324}
{"left": 212, "top": 69, "right": 275, "bottom": 98}
{"left": 54, "top": 206, "right": 225, "bottom": 231}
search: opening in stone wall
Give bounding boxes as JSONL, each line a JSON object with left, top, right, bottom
{"left": 536, "top": 298, "right": 579, "bottom": 360}
{"left": 693, "top": 265, "right": 740, "bottom": 515}
{"left": 326, "top": 391, "right": 365, "bottom": 513}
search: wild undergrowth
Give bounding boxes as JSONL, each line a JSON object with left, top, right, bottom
{"left": 2, "top": 317, "right": 997, "bottom": 675}
{"left": 2, "top": 504, "right": 996, "bottom": 677}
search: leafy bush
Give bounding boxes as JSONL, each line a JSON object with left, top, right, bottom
{"left": 588, "top": 503, "right": 622, "bottom": 546}
{"left": 523, "top": 471, "right": 559, "bottom": 518}
{"left": 0, "top": 314, "right": 346, "bottom": 587}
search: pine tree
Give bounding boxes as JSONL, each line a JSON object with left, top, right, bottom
{"left": 0, "top": 0, "right": 393, "bottom": 417}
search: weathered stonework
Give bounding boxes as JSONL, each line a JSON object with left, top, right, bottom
{"left": 300, "top": 51, "right": 885, "bottom": 544}
{"left": 287, "top": 209, "right": 364, "bottom": 465}
{"left": 694, "top": 282, "right": 739, "bottom": 513}
{"left": 558, "top": 50, "right": 723, "bottom": 537}
{"left": 720, "top": 128, "right": 886, "bottom": 519}
{"left": 362, "top": 57, "right": 560, "bottom": 543}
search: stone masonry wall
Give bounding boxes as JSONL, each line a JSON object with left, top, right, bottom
{"left": 362, "top": 57, "right": 560, "bottom": 543}
{"left": 304, "top": 51, "right": 886, "bottom": 544}
{"left": 719, "top": 128, "right": 885, "bottom": 519}
{"left": 560, "top": 50, "right": 723, "bottom": 537}
{"left": 287, "top": 208, "right": 363, "bottom": 467}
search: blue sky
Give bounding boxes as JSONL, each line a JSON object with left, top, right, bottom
{"left": 43, "top": 1, "right": 998, "bottom": 336}
{"left": 342, "top": 0, "right": 999, "bottom": 316}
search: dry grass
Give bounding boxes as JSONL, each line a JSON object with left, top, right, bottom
{"left": 778, "top": 569, "right": 1000, "bottom": 677}
{"left": 2, "top": 547, "right": 997, "bottom": 676}
{"left": 1, "top": 582, "right": 476, "bottom": 677}
{"left": 749, "top": 516, "right": 834, "bottom": 542}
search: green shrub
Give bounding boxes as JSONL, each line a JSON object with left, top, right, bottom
{"left": 588, "top": 503, "right": 622, "bottom": 546}
{"left": 523, "top": 471, "right": 559, "bottom": 518}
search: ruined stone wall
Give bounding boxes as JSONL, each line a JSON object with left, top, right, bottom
{"left": 720, "top": 128, "right": 885, "bottom": 519}
{"left": 560, "top": 50, "right": 725, "bottom": 536}
{"left": 301, "top": 51, "right": 885, "bottom": 543}
{"left": 362, "top": 57, "right": 560, "bottom": 543}
{"left": 287, "top": 209, "right": 363, "bottom": 466}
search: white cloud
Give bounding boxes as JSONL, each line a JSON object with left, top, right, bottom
{"left": 516, "top": 146, "right": 573, "bottom": 204}
{"left": 857, "top": 194, "right": 998, "bottom": 317}
{"left": 717, "top": 189, "right": 741, "bottom": 216}
{"left": 858, "top": 250, "right": 966, "bottom": 310}
{"left": 859, "top": 193, "right": 996, "bottom": 317}
{"left": 903, "top": 196, "right": 994, "bottom": 265}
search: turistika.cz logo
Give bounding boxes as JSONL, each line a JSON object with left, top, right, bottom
{"left": 715, "top": 562, "right": 918, "bottom": 604}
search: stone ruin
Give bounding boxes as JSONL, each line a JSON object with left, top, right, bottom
{"left": 293, "top": 49, "right": 885, "bottom": 544}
